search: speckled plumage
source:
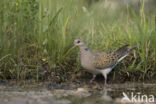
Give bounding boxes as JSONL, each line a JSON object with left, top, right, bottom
{"left": 93, "top": 44, "right": 130, "bottom": 69}
{"left": 74, "top": 39, "right": 137, "bottom": 85}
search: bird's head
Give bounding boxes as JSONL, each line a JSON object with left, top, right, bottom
{"left": 73, "top": 39, "right": 84, "bottom": 46}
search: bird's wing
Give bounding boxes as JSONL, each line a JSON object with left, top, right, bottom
{"left": 92, "top": 44, "right": 136, "bottom": 69}
{"left": 92, "top": 44, "right": 130, "bottom": 69}
{"left": 92, "top": 51, "right": 119, "bottom": 69}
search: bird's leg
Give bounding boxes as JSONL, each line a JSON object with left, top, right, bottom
{"left": 90, "top": 75, "right": 96, "bottom": 83}
{"left": 104, "top": 77, "right": 107, "bottom": 85}
{"left": 104, "top": 74, "right": 107, "bottom": 85}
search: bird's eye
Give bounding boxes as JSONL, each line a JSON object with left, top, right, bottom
{"left": 77, "top": 40, "right": 80, "bottom": 43}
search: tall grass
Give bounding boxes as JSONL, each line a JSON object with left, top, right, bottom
{"left": 0, "top": 0, "right": 155, "bottom": 81}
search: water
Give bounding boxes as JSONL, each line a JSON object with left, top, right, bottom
{"left": 0, "top": 82, "right": 156, "bottom": 104}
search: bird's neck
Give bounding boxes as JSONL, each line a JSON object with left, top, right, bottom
{"left": 79, "top": 45, "right": 91, "bottom": 54}
{"left": 79, "top": 45, "right": 92, "bottom": 67}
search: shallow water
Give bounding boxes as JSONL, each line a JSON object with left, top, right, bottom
{"left": 0, "top": 82, "right": 156, "bottom": 104}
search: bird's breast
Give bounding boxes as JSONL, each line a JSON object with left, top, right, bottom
{"left": 80, "top": 54, "right": 100, "bottom": 74}
{"left": 81, "top": 57, "right": 92, "bottom": 69}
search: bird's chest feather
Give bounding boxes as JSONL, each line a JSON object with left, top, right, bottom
{"left": 80, "top": 53, "right": 94, "bottom": 69}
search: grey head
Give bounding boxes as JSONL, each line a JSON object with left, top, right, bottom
{"left": 73, "top": 39, "right": 85, "bottom": 47}
{"left": 74, "top": 39, "right": 90, "bottom": 52}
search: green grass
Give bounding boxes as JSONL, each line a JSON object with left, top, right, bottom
{"left": 0, "top": 0, "right": 155, "bottom": 81}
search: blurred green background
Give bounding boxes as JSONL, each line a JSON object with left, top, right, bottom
{"left": 0, "top": 0, "right": 155, "bottom": 81}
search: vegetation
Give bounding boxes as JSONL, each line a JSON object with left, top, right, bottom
{"left": 0, "top": 0, "right": 155, "bottom": 82}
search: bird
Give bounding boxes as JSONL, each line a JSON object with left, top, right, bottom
{"left": 74, "top": 39, "right": 137, "bottom": 85}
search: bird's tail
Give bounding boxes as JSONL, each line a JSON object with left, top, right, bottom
{"left": 117, "top": 45, "right": 137, "bottom": 63}
{"left": 115, "top": 44, "right": 129, "bottom": 54}
{"left": 128, "top": 45, "right": 137, "bottom": 52}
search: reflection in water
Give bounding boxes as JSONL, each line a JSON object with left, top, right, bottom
{"left": 0, "top": 83, "right": 156, "bottom": 104}
{"left": 53, "top": 83, "right": 156, "bottom": 104}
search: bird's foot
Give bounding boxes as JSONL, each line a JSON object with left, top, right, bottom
{"left": 89, "top": 79, "right": 94, "bottom": 83}
{"left": 89, "top": 75, "right": 96, "bottom": 83}
{"left": 103, "top": 78, "right": 107, "bottom": 86}
{"left": 103, "top": 83, "right": 108, "bottom": 87}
